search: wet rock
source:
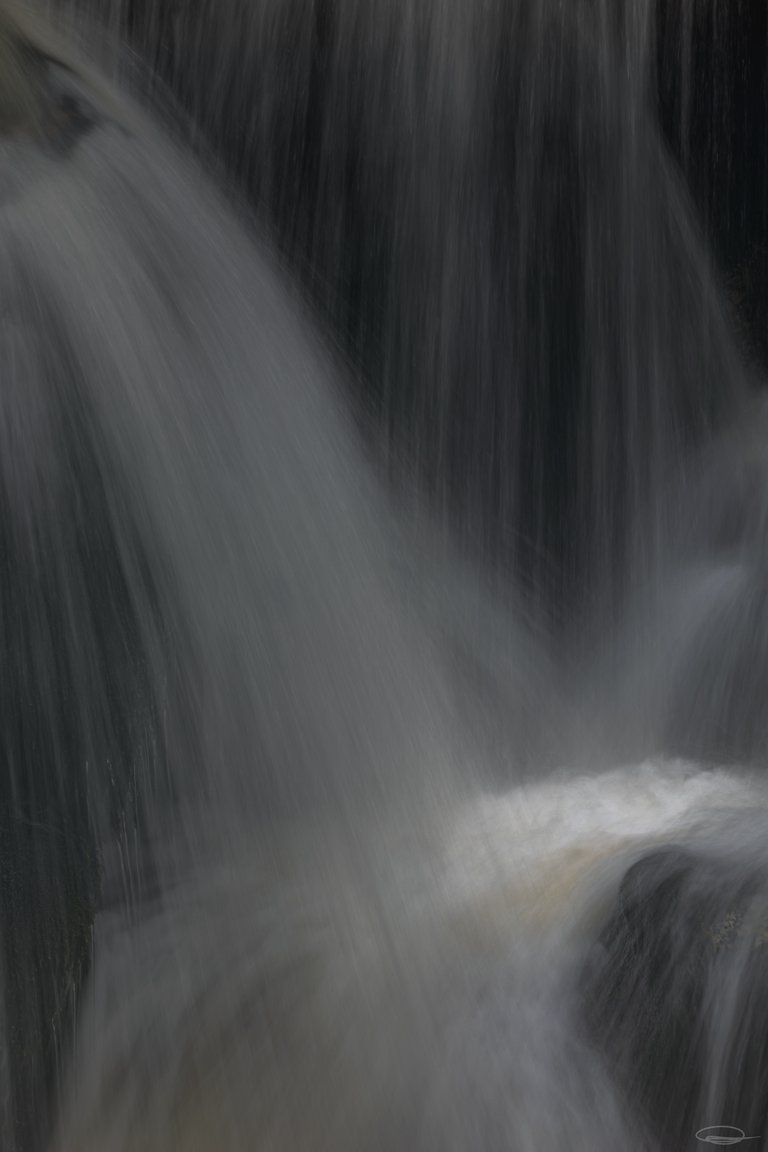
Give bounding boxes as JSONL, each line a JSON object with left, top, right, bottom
{"left": 581, "top": 846, "right": 768, "bottom": 1150}
{"left": 0, "top": 19, "right": 98, "bottom": 151}
{"left": 0, "top": 818, "right": 97, "bottom": 1152}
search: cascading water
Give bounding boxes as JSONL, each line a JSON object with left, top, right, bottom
{"left": 1, "top": 1, "right": 767, "bottom": 1150}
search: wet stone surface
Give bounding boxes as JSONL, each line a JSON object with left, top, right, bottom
{"left": 581, "top": 846, "right": 768, "bottom": 1150}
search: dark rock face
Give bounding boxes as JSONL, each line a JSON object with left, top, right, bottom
{"left": 75, "top": 0, "right": 742, "bottom": 624}
{"left": 655, "top": 0, "right": 768, "bottom": 371}
{"left": 581, "top": 847, "right": 768, "bottom": 1150}
{"left": 0, "top": 329, "right": 168, "bottom": 1149}
{"left": 0, "top": 46, "right": 173, "bottom": 1145}
{"left": 0, "top": 820, "right": 97, "bottom": 1152}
